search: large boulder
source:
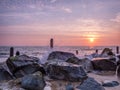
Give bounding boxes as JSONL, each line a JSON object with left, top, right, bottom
{"left": 10, "top": 54, "right": 39, "bottom": 62}
{"left": 117, "top": 55, "right": 120, "bottom": 65}
{"left": 66, "top": 57, "right": 81, "bottom": 64}
{"left": 102, "top": 80, "right": 119, "bottom": 87}
{"left": 0, "top": 65, "right": 13, "bottom": 81}
{"left": 92, "top": 58, "right": 117, "bottom": 71}
{"left": 100, "top": 48, "right": 114, "bottom": 57}
{"left": 46, "top": 61, "right": 87, "bottom": 82}
{"left": 6, "top": 55, "right": 45, "bottom": 78}
{"left": 66, "top": 57, "right": 93, "bottom": 72}
{"left": 47, "top": 51, "right": 75, "bottom": 61}
{"left": 21, "top": 71, "right": 46, "bottom": 90}
{"left": 117, "top": 65, "right": 120, "bottom": 77}
{"left": 76, "top": 77, "right": 105, "bottom": 90}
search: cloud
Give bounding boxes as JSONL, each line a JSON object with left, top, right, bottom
{"left": 62, "top": 7, "right": 72, "bottom": 13}
{"left": 111, "top": 13, "right": 120, "bottom": 23}
{"left": 50, "top": 0, "right": 57, "bottom": 3}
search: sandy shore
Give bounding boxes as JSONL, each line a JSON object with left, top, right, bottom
{"left": 45, "top": 72, "right": 120, "bottom": 90}
{"left": 0, "top": 72, "right": 120, "bottom": 90}
{"left": 88, "top": 73, "right": 120, "bottom": 90}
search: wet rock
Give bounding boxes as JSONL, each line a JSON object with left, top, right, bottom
{"left": 6, "top": 55, "right": 45, "bottom": 78}
{"left": 100, "top": 48, "right": 114, "bottom": 57}
{"left": 117, "top": 55, "right": 120, "bottom": 60}
{"left": 102, "top": 80, "right": 119, "bottom": 87}
{"left": 66, "top": 57, "right": 93, "bottom": 72}
{"left": 66, "top": 57, "right": 81, "bottom": 64}
{"left": 46, "top": 61, "right": 87, "bottom": 82}
{"left": 76, "top": 77, "right": 105, "bottom": 90}
{"left": 82, "top": 58, "right": 93, "bottom": 73}
{"left": 117, "top": 55, "right": 120, "bottom": 65}
{"left": 92, "top": 59, "right": 117, "bottom": 71}
{"left": 66, "top": 83, "right": 74, "bottom": 90}
{"left": 117, "top": 65, "right": 120, "bottom": 77}
{"left": 0, "top": 66, "right": 13, "bottom": 81}
{"left": 14, "top": 54, "right": 39, "bottom": 62}
{"left": 21, "top": 71, "right": 46, "bottom": 90}
{"left": 47, "top": 51, "right": 75, "bottom": 61}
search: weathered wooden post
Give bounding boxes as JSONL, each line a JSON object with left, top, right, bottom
{"left": 96, "top": 49, "right": 98, "bottom": 54}
{"left": 50, "top": 38, "right": 54, "bottom": 49}
{"left": 10, "top": 47, "right": 14, "bottom": 57}
{"left": 76, "top": 50, "right": 78, "bottom": 55}
{"left": 16, "top": 51, "right": 20, "bottom": 56}
{"left": 116, "top": 46, "right": 119, "bottom": 54}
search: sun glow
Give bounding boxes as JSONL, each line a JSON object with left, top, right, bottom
{"left": 89, "top": 38, "right": 95, "bottom": 43}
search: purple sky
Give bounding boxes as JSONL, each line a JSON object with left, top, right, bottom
{"left": 0, "top": 0, "right": 120, "bottom": 46}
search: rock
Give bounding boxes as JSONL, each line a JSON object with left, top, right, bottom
{"left": 46, "top": 61, "right": 87, "bottom": 82}
{"left": 117, "top": 65, "right": 120, "bottom": 77}
{"left": 92, "top": 59, "right": 117, "bottom": 71}
{"left": 82, "top": 58, "right": 93, "bottom": 73}
{"left": 66, "top": 57, "right": 93, "bottom": 72}
{"left": 66, "top": 83, "right": 74, "bottom": 90}
{"left": 117, "top": 55, "right": 120, "bottom": 65}
{"left": 21, "top": 71, "right": 46, "bottom": 90}
{"left": 14, "top": 63, "right": 45, "bottom": 78}
{"left": 47, "top": 51, "right": 75, "bottom": 61}
{"left": 6, "top": 55, "right": 45, "bottom": 78}
{"left": 76, "top": 77, "right": 105, "bottom": 90}
{"left": 117, "top": 55, "right": 120, "bottom": 60}
{"left": 102, "top": 80, "right": 119, "bottom": 87}
{"left": 0, "top": 66, "right": 13, "bottom": 81}
{"left": 13, "top": 54, "right": 39, "bottom": 62}
{"left": 100, "top": 48, "right": 114, "bottom": 57}
{"left": 66, "top": 57, "right": 81, "bottom": 64}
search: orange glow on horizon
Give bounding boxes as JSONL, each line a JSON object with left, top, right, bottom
{"left": 89, "top": 38, "right": 95, "bottom": 43}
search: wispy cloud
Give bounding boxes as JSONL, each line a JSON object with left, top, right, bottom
{"left": 62, "top": 7, "right": 72, "bottom": 13}
{"left": 111, "top": 13, "right": 120, "bottom": 23}
{"left": 50, "top": 0, "right": 57, "bottom": 3}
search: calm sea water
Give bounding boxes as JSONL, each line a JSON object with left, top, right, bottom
{"left": 0, "top": 46, "right": 118, "bottom": 63}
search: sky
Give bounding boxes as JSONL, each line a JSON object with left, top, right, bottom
{"left": 0, "top": 0, "right": 120, "bottom": 46}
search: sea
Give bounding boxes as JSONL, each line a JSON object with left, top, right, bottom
{"left": 0, "top": 46, "right": 119, "bottom": 63}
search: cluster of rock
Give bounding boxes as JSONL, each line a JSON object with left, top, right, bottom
{"left": 46, "top": 51, "right": 105, "bottom": 90}
{"left": 0, "top": 48, "right": 120, "bottom": 90}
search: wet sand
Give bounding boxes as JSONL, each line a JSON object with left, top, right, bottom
{"left": 45, "top": 72, "right": 120, "bottom": 90}
{"left": 88, "top": 73, "right": 120, "bottom": 90}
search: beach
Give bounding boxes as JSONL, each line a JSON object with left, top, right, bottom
{"left": 0, "top": 46, "right": 120, "bottom": 90}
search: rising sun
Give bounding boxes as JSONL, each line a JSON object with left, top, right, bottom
{"left": 89, "top": 38, "right": 95, "bottom": 43}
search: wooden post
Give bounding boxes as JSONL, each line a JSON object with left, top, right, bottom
{"left": 10, "top": 47, "right": 14, "bottom": 57}
{"left": 96, "top": 49, "right": 98, "bottom": 54}
{"left": 116, "top": 46, "right": 119, "bottom": 54}
{"left": 76, "top": 50, "right": 78, "bottom": 55}
{"left": 50, "top": 38, "right": 54, "bottom": 49}
{"left": 16, "top": 51, "right": 20, "bottom": 56}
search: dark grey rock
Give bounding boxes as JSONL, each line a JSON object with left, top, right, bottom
{"left": 102, "top": 81, "right": 119, "bottom": 87}
{"left": 47, "top": 51, "right": 75, "bottom": 61}
{"left": 21, "top": 71, "right": 46, "bottom": 90}
{"left": 117, "top": 55, "right": 120, "bottom": 65}
{"left": 14, "top": 54, "right": 39, "bottom": 62}
{"left": 0, "top": 66, "right": 13, "bottom": 81}
{"left": 117, "top": 65, "right": 120, "bottom": 77}
{"left": 46, "top": 61, "right": 87, "bottom": 82}
{"left": 66, "top": 57, "right": 81, "bottom": 64}
{"left": 100, "top": 48, "right": 114, "bottom": 57}
{"left": 66, "top": 57, "right": 93, "bottom": 72}
{"left": 6, "top": 55, "right": 45, "bottom": 78}
{"left": 76, "top": 77, "right": 105, "bottom": 90}
{"left": 92, "top": 59, "right": 117, "bottom": 71}
{"left": 66, "top": 83, "right": 74, "bottom": 90}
